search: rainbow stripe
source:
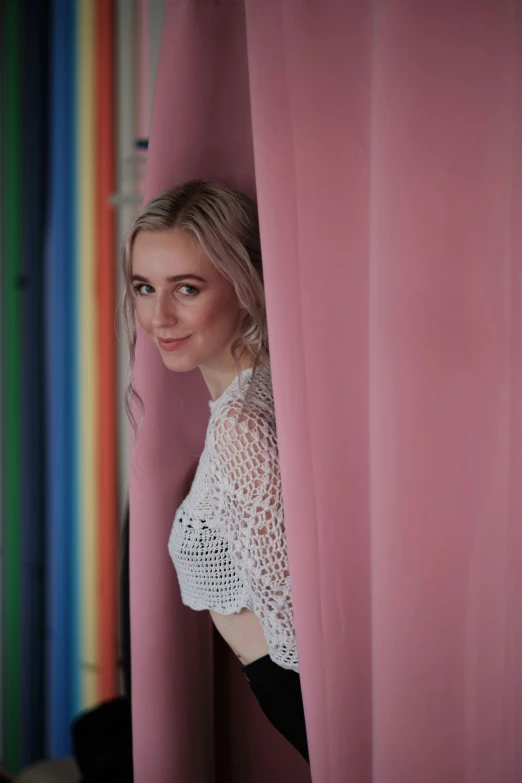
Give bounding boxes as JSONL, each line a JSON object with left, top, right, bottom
{"left": 1, "top": 0, "right": 22, "bottom": 771}
{"left": 77, "top": 0, "right": 99, "bottom": 712}
{"left": 96, "top": 0, "right": 118, "bottom": 701}
{"left": 45, "top": 0, "right": 77, "bottom": 759}
{"left": 0, "top": 0, "right": 154, "bottom": 770}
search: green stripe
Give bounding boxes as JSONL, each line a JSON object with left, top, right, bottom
{"left": 2, "top": 0, "right": 22, "bottom": 772}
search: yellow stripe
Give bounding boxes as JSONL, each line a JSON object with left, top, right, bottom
{"left": 77, "top": 0, "right": 99, "bottom": 709}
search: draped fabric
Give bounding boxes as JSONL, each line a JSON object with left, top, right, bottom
{"left": 130, "top": 2, "right": 522, "bottom": 781}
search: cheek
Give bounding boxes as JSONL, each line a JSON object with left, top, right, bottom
{"left": 134, "top": 299, "right": 151, "bottom": 331}
{"left": 203, "top": 289, "right": 240, "bottom": 325}
{"left": 197, "top": 301, "right": 238, "bottom": 335}
{"left": 187, "top": 299, "right": 219, "bottom": 330}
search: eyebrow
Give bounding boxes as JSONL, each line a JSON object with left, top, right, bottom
{"left": 131, "top": 273, "right": 207, "bottom": 284}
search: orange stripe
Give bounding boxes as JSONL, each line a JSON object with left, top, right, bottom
{"left": 96, "top": 0, "right": 118, "bottom": 700}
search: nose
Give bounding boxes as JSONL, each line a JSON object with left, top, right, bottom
{"left": 151, "top": 289, "right": 178, "bottom": 330}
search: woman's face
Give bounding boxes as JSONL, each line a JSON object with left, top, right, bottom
{"left": 131, "top": 227, "right": 244, "bottom": 374}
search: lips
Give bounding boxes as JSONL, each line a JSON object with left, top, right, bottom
{"left": 158, "top": 335, "right": 190, "bottom": 351}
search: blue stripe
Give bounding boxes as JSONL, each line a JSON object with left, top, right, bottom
{"left": 45, "top": 0, "right": 77, "bottom": 757}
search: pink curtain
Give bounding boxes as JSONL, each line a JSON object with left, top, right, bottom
{"left": 130, "top": 2, "right": 522, "bottom": 781}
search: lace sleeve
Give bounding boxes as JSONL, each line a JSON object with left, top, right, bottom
{"left": 209, "top": 402, "right": 297, "bottom": 669}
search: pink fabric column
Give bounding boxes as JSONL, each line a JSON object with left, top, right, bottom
{"left": 130, "top": 2, "right": 311, "bottom": 781}
{"left": 131, "top": 1, "right": 522, "bottom": 781}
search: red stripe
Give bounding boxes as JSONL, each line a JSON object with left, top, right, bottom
{"left": 95, "top": 0, "right": 118, "bottom": 700}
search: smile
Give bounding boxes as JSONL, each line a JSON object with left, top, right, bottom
{"left": 157, "top": 336, "right": 190, "bottom": 352}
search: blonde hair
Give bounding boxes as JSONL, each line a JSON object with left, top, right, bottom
{"left": 121, "top": 179, "right": 270, "bottom": 444}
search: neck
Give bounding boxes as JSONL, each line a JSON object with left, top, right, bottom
{"left": 199, "top": 347, "right": 256, "bottom": 401}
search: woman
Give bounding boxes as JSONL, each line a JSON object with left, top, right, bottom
{"left": 121, "top": 180, "right": 309, "bottom": 763}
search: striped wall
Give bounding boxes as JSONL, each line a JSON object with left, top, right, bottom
{"left": 0, "top": 0, "right": 163, "bottom": 773}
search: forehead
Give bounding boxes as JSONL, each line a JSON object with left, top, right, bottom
{"left": 132, "top": 228, "right": 214, "bottom": 277}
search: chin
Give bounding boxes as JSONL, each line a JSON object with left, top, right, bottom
{"left": 161, "top": 354, "right": 199, "bottom": 373}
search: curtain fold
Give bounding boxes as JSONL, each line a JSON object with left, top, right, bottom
{"left": 131, "top": 2, "right": 522, "bottom": 781}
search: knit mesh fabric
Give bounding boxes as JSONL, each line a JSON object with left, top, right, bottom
{"left": 168, "top": 362, "right": 298, "bottom": 672}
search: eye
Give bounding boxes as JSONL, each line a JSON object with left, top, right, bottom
{"left": 133, "top": 284, "right": 154, "bottom": 296}
{"left": 178, "top": 284, "right": 199, "bottom": 297}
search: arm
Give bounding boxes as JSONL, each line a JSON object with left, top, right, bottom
{"left": 209, "top": 402, "right": 296, "bottom": 665}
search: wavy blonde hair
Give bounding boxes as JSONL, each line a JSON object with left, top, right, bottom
{"left": 121, "top": 179, "right": 270, "bottom": 444}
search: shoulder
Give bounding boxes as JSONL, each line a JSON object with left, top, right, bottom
{"left": 214, "top": 364, "right": 276, "bottom": 436}
{"left": 212, "top": 398, "right": 277, "bottom": 457}
{"left": 210, "top": 400, "right": 279, "bottom": 495}
{"left": 211, "top": 371, "right": 278, "bottom": 459}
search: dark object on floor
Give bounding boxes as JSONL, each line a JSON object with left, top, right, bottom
{"left": 71, "top": 697, "right": 133, "bottom": 783}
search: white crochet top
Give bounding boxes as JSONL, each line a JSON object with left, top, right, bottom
{"left": 168, "top": 361, "right": 298, "bottom": 672}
